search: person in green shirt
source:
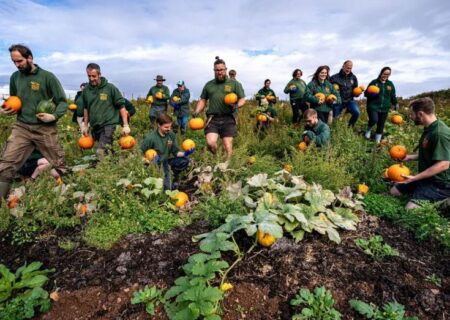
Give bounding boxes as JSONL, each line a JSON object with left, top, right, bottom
{"left": 255, "top": 79, "right": 278, "bottom": 132}
{"left": 391, "top": 97, "right": 450, "bottom": 209}
{"left": 170, "top": 80, "right": 191, "bottom": 136}
{"left": 147, "top": 75, "right": 170, "bottom": 124}
{"left": 71, "top": 82, "right": 86, "bottom": 130}
{"left": 0, "top": 44, "right": 68, "bottom": 201}
{"left": 193, "top": 56, "right": 246, "bottom": 160}
{"left": 301, "top": 109, "right": 331, "bottom": 147}
{"left": 305, "top": 65, "right": 341, "bottom": 125}
{"left": 140, "top": 114, "right": 194, "bottom": 190}
{"left": 77, "top": 63, "right": 130, "bottom": 157}
{"left": 364, "top": 66, "right": 398, "bottom": 143}
{"left": 284, "top": 69, "right": 307, "bottom": 126}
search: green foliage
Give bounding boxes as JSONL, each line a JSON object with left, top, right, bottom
{"left": 131, "top": 285, "right": 165, "bottom": 316}
{"left": 290, "top": 286, "right": 341, "bottom": 320}
{"left": 350, "top": 299, "right": 418, "bottom": 320}
{"left": 0, "top": 262, "right": 54, "bottom": 319}
{"left": 355, "top": 235, "right": 399, "bottom": 260}
{"left": 425, "top": 274, "right": 442, "bottom": 287}
{"left": 193, "top": 195, "right": 247, "bottom": 227}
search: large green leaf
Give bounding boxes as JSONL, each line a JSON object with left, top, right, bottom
{"left": 304, "top": 184, "right": 335, "bottom": 212}
{"left": 254, "top": 210, "right": 283, "bottom": 238}
{"left": 247, "top": 173, "right": 268, "bottom": 187}
{"left": 290, "top": 229, "right": 305, "bottom": 242}
{"left": 13, "top": 275, "right": 49, "bottom": 289}
{"left": 326, "top": 208, "right": 359, "bottom": 231}
{"left": 199, "top": 232, "right": 237, "bottom": 253}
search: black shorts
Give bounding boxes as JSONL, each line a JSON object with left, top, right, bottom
{"left": 92, "top": 125, "right": 116, "bottom": 150}
{"left": 395, "top": 179, "right": 450, "bottom": 203}
{"left": 204, "top": 114, "right": 237, "bottom": 138}
{"left": 18, "top": 158, "right": 38, "bottom": 177}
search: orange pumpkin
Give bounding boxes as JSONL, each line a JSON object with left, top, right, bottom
{"left": 257, "top": 114, "right": 268, "bottom": 122}
{"left": 353, "top": 87, "right": 363, "bottom": 97}
{"left": 387, "top": 164, "right": 411, "bottom": 182}
{"left": 172, "top": 96, "right": 181, "bottom": 102}
{"left": 314, "top": 93, "right": 325, "bottom": 104}
{"left": 326, "top": 94, "right": 337, "bottom": 103}
{"left": 119, "top": 135, "right": 136, "bottom": 149}
{"left": 284, "top": 164, "right": 293, "bottom": 173}
{"left": 298, "top": 141, "right": 307, "bottom": 151}
{"left": 68, "top": 103, "right": 78, "bottom": 111}
{"left": 7, "top": 195, "right": 19, "bottom": 209}
{"left": 173, "top": 191, "right": 189, "bottom": 207}
{"left": 391, "top": 114, "right": 403, "bottom": 125}
{"left": 247, "top": 156, "right": 256, "bottom": 165}
{"left": 189, "top": 118, "right": 205, "bottom": 130}
{"left": 367, "top": 85, "right": 380, "bottom": 96}
{"left": 181, "top": 139, "right": 195, "bottom": 151}
{"left": 358, "top": 183, "right": 369, "bottom": 195}
{"left": 224, "top": 93, "right": 238, "bottom": 105}
{"left": 146, "top": 96, "right": 154, "bottom": 104}
{"left": 256, "top": 230, "right": 276, "bottom": 247}
{"left": 389, "top": 145, "right": 407, "bottom": 161}
{"left": 3, "top": 96, "right": 22, "bottom": 112}
{"left": 78, "top": 135, "right": 95, "bottom": 149}
{"left": 144, "top": 149, "right": 158, "bottom": 161}
{"left": 266, "top": 95, "right": 276, "bottom": 102}
{"left": 359, "top": 85, "right": 366, "bottom": 91}
{"left": 155, "top": 92, "right": 163, "bottom": 100}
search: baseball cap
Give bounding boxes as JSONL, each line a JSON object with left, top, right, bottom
{"left": 177, "top": 80, "right": 185, "bottom": 86}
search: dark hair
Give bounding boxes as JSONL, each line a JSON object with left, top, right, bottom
{"left": 409, "top": 97, "right": 435, "bottom": 115}
{"left": 378, "top": 66, "right": 391, "bottom": 80}
{"left": 229, "top": 69, "right": 236, "bottom": 76}
{"left": 9, "top": 44, "right": 33, "bottom": 58}
{"left": 264, "top": 79, "right": 271, "bottom": 85}
{"left": 292, "top": 69, "right": 302, "bottom": 78}
{"left": 156, "top": 113, "right": 173, "bottom": 125}
{"left": 312, "top": 65, "right": 330, "bottom": 83}
{"left": 214, "top": 56, "right": 226, "bottom": 66}
{"left": 86, "top": 63, "right": 101, "bottom": 73}
{"left": 304, "top": 108, "right": 317, "bottom": 118}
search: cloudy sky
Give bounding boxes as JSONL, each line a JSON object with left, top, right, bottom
{"left": 1, "top": 0, "right": 449, "bottom": 100}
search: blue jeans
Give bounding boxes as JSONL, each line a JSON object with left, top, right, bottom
{"left": 333, "top": 100, "right": 360, "bottom": 127}
{"left": 161, "top": 157, "right": 189, "bottom": 190}
{"left": 177, "top": 115, "right": 188, "bottom": 131}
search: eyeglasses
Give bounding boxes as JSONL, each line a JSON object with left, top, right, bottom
{"left": 214, "top": 69, "right": 226, "bottom": 72}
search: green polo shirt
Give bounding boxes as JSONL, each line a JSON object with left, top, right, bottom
{"left": 9, "top": 65, "right": 67, "bottom": 124}
{"left": 305, "top": 80, "right": 341, "bottom": 113}
{"left": 283, "top": 78, "right": 307, "bottom": 100}
{"left": 256, "top": 87, "right": 277, "bottom": 108}
{"left": 77, "top": 77, "right": 125, "bottom": 130}
{"left": 418, "top": 119, "right": 450, "bottom": 183}
{"left": 365, "top": 79, "right": 398, "bottom": 113}
{"left": 200, "top": 78, "right": 245, "bottom": 115}
{"left": 140, "top": 130, "right": 179, "bottom": 162}
{"left": 147, "top": 85, "right": 170, "bottom": 108}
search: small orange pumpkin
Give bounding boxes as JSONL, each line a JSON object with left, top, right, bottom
{"left": 298, "top": 141, "right": 307, "bottom": 151}
{"left": 284, "top": 164, "right": 293, "bottom": 173}
{"left": 7, "top": 195, "right": 19, "bottom": 209}
{"left": 353, "top": 87, "right": 363, "bottom": 97}
{"left": 155, "top": 92, "right": 163, "bottom": 100}
{"left": 247, "top": 156, "right": 256, "bottom": 165}
{"left": 326, "top": 94, "right": 337, "bottom": 103}
{"left": 3, "top": 96, "right": 22, "bottom": 112}
{"left": 367, "top": 85, "right": 380, "bottom": 96}
{"left": 358, "top": 184, "right": 369, "bottom": 195}
{"left": 173, "top": 191, "right": 189, "bottom": 207}
{"left": 314, "top": 92, "right": 325, "bottom": 104}
{"left": 68, "top": 103, "right": 78, "bottom": 111}
{"left": 119, "top": 135, "right": 136, "bottom": 149}
{"left": 391, "top": 114, "right": 403, "bottom": 125}
{"left": 172, "top": 96, "right": 181, "bottom": 102}
{"left": 181, "top": 139, "right": 195, "bottom": 151}
{"left": 144, "top": 149, "right": 158, "bottom": 161}
{"left": 146, "top": 96, "right": 154, "bottom": 104}
{"left": 389, "top": 145, "right": 407, "bottom": 161}
{"left": 256, "top": 230, "right": 276, "bottom": 247}
{"left": 224, "top": 93, "right": 238, "bottom": 105}
{"left": 78, "top": 135, "right": 95, "bottom": 149}
{"left": 189, "top": 118, "right": 205, "bottom": 130}
{"left": 387, "top": 164, "right": 411, "bottom": 182}
{"left": 257, "top": 114, "right": 268, "bottom": 122}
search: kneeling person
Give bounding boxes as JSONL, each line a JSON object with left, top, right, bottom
{"left": 302, "top": 109, "right": 331, "bottom": 147}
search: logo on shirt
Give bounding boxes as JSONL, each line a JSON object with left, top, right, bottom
{"left": 350, "top": 80, "right": 354, "bottom": 85}
{"left": 387, "top": 86, "right": 392, "bottom": 91}
{"left": 325, "top": 87, "right": 330, "bottom": 93}
{"left": 99, "top": 93, "right": 108, "bottom": 101}
{"left": 224, "top": 85, "right": 232, "bottom": 93}
{"left": 30, "top": 81, "right": 40, "bottom": 91}
{"left": 167, "top": 139, "right": 173, "bottom": 148}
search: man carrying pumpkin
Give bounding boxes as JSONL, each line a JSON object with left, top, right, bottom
{"left": 390, "top": 97, "right": 450, "bottom": 209}
{"left": 170, "top": 80, "right": 191, "bottom": 136}
{"left": 77, "top": 63, "right": 131, "bottom": 157}
{"left": 302, "top": 109, "right": 331, "bottom": 147}
{"left": 193, "top": 56, "right": 245, "bottom": 160}
{"left": 0, "top": 44, "right": 68, "bottom": 201}
{"left": 147, "top": 75, "right": 170, "bottom": 125}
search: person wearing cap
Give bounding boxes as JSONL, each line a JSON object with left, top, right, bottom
{"left": 284, "top": 69, "right": 308, "bottom": 126}
{"left": 146, "top": 75, "right": 170, "bottom": 124}
{"left": 76, "top": 63, "right": 131, "bottom": 157}
{"left": 170, "top": 80, "right": 191, "bottom": 136}
{"left": 193, "top": 56, "right": 245, "bottom": 159}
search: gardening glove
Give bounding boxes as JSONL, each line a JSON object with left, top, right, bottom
{"left": 81, "top": 123, "right": 89, "bottom": 136}
{"left": 36, "top": 113, "right": 56, "bottom": 123}
{"left": 183, "top": 148, "right": 195, "bottom": 157}
{"left": 260, "top": 98, "right": 269, "bottom": 106}
{"left": 122, "top": 125, "right": 131, "bottom": 135}
{"left": 290, "top": 86, "right": 298, "bottom": 93}
{"left": 394, "top": 103, "right": 399, "bottom": 111}
{"left": 170, "top": 101, "right": 180, "bottom": 110}
{"left": 0, "top": 106, "right": 16, "bottom": 115}
{"left": 303, "top": 130, "right": 316, "bottom": 141}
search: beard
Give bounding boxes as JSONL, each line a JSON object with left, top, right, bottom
{"left": 19, "top": 62, "right": 32, "bottom": 74}
{"left": 215, "top": 74, "right": 226, "bottom": 82}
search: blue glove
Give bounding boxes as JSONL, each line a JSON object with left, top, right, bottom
{"left": 183, "top": 148, "right": 195, "bottom": 157}
{"left": 152, "top": 155, "right": 160, "bottom": 163}
{"left": 290, "top": 86, "right": 298, "bottom": 93}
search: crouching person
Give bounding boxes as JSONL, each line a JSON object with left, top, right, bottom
{"left": 302, "top": 108, "right": 331, "bottom": 147}
{"left": 140, "top": 114, "right": 194, "bottom": 190}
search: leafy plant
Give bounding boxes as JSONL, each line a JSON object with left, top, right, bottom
{"left": 131, "top": 285, "right": 165, "bottom": 316}
{"left": 290, "top": 286, "right": 341, "bottom": 320}
{"left": 350, "top": 299, "right": 418, "bottom": 319}
{"left": 355, "top": 235, "right": 399, "bottom": 260}
{"left": 425, "top": 274, "right": 442, "bottom": 287}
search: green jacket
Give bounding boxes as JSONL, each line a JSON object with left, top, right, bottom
{"left": 9, "top": 65, "right": 67, "bottom": 124}
{"left": 283, "top": 78, "right": 307, "bottom": 100}
{"left": 170, "top": 88, "right": 191, "bottom": 117}
{"left": 77, "top": 77, "right": 125, "bottom": 130}
{"left": 255, "top": 87, "right": 277, "bottom": 108}
{"left": 303, "top": 119, "right": 331, "bottom": 147}
{"left": 200, "top": 78, "right": 245, "bottom": 116}
{"left": 140, "top": 130, "right": 179, "bottom": 162}
{"left": 147, "top": 85, "right": 170, "bottom": 117}
{"left": 365, "top": 79, "right": 397, "bottom": 113}
{"left": 305, "top": 80, "right": 341, "bottom": 113}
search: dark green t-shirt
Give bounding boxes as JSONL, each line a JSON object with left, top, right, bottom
{"left": 140, "top": 130, "right": 179, "bottom": 162}
{"left": 200, "top": 78, "right": 245, "bottom": 115}
{"left": 147, "top": 85, "right": 170, "bottom": 108}
{"left": 77, "top": 77, "right": 125, "bottom": 130}
{"left": 10, "top": 65, "right": 67, "bottom": 124}
{"left": 418, "top": 119, "right": 450, "bottom": 183}
{"left": 256, "top": 87, "right": 277, "bottom": 108}
{"left": 365, "top": 79, "right": 397, "bottom": 113}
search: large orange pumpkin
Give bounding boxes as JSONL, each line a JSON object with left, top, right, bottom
{"left": 68, "top": 103, "right": 78, "bottom": 111}
{"left": 119, "top": 135, "right": 136, "bottom": 149}
{"left": 3, "top": 96, "right": 22, "bottom": 112}
{"left": 189, "top": 118, "right": 205, "bottom": 130}
{"left": 144, "top": 149, "right": 158, "bottom": 161}
{"left": 173, "top": 191, "right": 189, "bottom": 207}
{"left": 387, "top": 164, "right": 411, "bottom": 182}
{"left": 391, "top": 114, "right": 403, "bottom": 125}
{"left": 298, "top": 141, "right": 307, "bottom": 151}
{"left": 78, "top": 135, "right": 95, "bottom": 149}
{"left": 389, "top": 145, "right": 407, "bottom": 161}
{"left": 367, "top": 85, "right": 380, "bottom": 96}
{"left": 181, "top": 139, "right": 195, "bottom": 151}
{"left": 256, "top": 230, "right": 276, "bottom": 247}
{"left": 224, "top": 93, "right": 238, "bottom": 105}
{"left": 353, "top": 87, "right": 363, "bottom": 97}
{"left": 314, "top": 93, "right": 325, "bottom": 104}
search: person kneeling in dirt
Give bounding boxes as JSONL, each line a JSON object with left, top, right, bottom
{"left": 19, "top": 149, "right": 61, "bottom": 184}
{"left": 390, "top": 97, "right": 450, "bottom": 209}
{"left": 302, "top": 109, "right": 331, "bottom": 147}
{"left": 140, "top": 114, "right": 194, "bottom": 190}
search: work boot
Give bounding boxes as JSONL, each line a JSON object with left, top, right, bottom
{"left": 0, "top": 181, "right": 11, "bottom": 201}
{"left": 375, "top": 134, "right": 382, "bottom": 144}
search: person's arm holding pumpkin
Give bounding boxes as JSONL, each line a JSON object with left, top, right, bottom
{"left": 1, "top": 78, "right": 18, "bottom": 115}
{"left": 82, "top": 108, "right": 89, "bottom": 136}
{"left": 400, "top": 160, "right": 450, "bottom": 184}
{"left": 193, "top": 99, "right": 206, "bottom": 117}
{"left": 119, "top": 107, "right": 130, "bottom": 135}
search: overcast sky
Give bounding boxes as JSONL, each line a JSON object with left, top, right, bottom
{"left": 1, "top": 0, "right": 449, "bottom": 100}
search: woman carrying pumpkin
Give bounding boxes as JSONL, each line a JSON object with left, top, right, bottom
{"left": 283, "top": 69, "right": 307, "bottom": 126}
{"left": 305, "top": 65, "right": 341, "bottom": 124}
{"left": 140, "top": 114, "right": 194, "bottom": 190}
{"left": 255, "top": 79, "right": 278, "bottom": 132}
{"left": 364, "top": 66, "right": 399, "bottom": 143}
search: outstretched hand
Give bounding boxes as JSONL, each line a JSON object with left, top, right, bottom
{"left": 184, "top": 148, "right": 195, "bottom": 157}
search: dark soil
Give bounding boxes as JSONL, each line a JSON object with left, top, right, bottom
{"left": 0, "top": 212, "right": 448, "bottom": 320}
